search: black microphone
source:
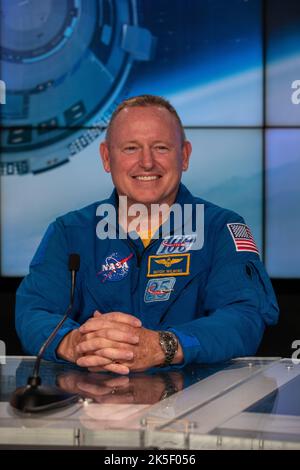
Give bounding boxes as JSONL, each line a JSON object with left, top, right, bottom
{"left": 10, "top": 254, "right": 81, "bottom": 413}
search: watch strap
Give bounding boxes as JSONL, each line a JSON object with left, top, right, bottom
{"left": 158, "top": 331, "right": 178, "bottom": 367}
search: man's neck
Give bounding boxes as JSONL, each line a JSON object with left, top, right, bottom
{"left": 118, "top": 196, "right": 176, "bottom": 236}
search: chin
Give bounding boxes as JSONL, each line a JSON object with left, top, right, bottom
{"left": 131, "top": 191, "right": 165, "bottom": 205}
{"left": 131, "top": 197, "right": 159, "bottom": 206}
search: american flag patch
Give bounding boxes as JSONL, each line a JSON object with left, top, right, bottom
{"left": 227, "top": 223, "right": 259, "bottom": 255}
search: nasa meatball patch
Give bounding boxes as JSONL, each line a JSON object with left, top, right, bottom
{"left": 97, "top": 251, "right": 133, "bottom": 282}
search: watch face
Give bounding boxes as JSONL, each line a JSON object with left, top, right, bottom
{"left": 0, "top": 0, "right": 155, "bottom": 174}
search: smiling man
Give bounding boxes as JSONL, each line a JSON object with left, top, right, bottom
{"left": 15, "top": 95, "right": 279, "bottom": 374}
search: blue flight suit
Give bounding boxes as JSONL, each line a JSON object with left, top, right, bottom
{"left": 15, "top": 184, "right": 279, "bottom": 366}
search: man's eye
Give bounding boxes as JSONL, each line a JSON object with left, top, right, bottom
{"left": 124, "top": 146, "right": 138, "bottom": 153}
{"left": 154, "top": 146, "right": 169, "bottom": 153}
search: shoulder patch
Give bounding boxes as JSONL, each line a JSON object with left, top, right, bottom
{"left": 227, "top": 223, "right": 259, "bottom": 255}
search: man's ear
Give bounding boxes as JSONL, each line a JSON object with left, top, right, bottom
{"left": 100, "top": 141, "right": 111, "bottom": 173}
{"left": 182, "top": 140, "right": 192, "bottom": 172}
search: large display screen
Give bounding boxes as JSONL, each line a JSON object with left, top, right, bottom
{"left": 266, "top": 130, "right": 300, "bottom": 278}
{"left": 266, "top": 0, "right": 300, "bottom": 125}
{"left": 264, "top": 0, "right": 300, "bottom": 277}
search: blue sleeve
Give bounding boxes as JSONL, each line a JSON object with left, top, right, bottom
{"left": 15, "top": 221, "right": 80, "bottom": 362}
{"left": 169, "top": 215, "right": 279, "bottom": 366}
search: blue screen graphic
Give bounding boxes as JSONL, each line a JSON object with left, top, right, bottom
{"left": 0, "top": 0, "right": 299, "bottom": 277}
{"left": 266, "top": 130, "right": 300, "bottom": 278}
{"left": 266, "top": 0, "right": 300, "bottom": 125}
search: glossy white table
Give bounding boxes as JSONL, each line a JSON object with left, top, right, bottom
{"left": 0, "top": 356, "right": 299, "bottom": 449}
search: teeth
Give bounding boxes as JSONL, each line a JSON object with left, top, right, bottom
{"left": 135, "top": 176, "right": 159, "bottom": 181}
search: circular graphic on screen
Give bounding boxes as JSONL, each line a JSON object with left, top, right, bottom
{"left": 0, "top": 0, "right": 155, "bottom": 175}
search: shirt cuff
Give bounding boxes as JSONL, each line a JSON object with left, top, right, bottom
{"left": 167, "top": 328, "right": 200, "bottom": 368}
{"left": 43, "top": 320, "right": 80, "bottom": 364}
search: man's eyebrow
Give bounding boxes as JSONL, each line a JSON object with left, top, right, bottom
{"left": 120, "top": 140, "right": 140, "bottom": 145}
{"left": 152, "top": 140, "right": 174, "bottom": 145}
{"left": 118, "top": 139, "right": 175, "bottom": 146}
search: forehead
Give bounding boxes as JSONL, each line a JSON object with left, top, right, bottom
{"left": 109, "top": 106, "right": 181, "bottom": 140}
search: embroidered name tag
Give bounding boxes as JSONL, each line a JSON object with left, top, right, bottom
{"left": 147, "top": 254, "right": 190, "bottom": 277}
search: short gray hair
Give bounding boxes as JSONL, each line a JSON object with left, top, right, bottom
{"left": 106, "top": 94, "right": 186, "bottom": 143}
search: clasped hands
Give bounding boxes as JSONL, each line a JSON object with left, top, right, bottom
{"left": 57, "top": 370, "right": 184, "bottom": 405}
{"left": 57, "top": 310, "right": 182, "bottom": 374}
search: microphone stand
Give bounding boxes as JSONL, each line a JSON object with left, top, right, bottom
{"left": 10, "top": 254, "right": 80, "bottom": 413}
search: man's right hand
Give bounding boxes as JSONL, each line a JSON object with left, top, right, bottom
{"left": 56, "top": 328, "right": 82, "bottom": 364}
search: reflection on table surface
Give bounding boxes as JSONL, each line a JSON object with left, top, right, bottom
{"left": 1, "top": 357, "right": 252, "bottom": 434}
{"left": 1, "top": 356, "right": 238, "bottom": 405}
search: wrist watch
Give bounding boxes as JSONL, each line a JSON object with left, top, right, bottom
{"left": 158, "top": 331, "right": 178, "bottom": 367}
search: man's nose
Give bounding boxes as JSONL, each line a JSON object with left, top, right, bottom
{"left": 139, "top": 147, "right": 155, "bottom": 170}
